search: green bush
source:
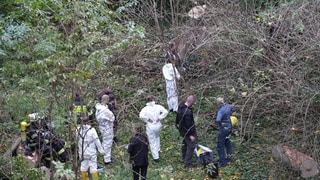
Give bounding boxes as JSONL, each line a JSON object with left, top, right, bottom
{"left": 0, "top": 156, "right": 44, "bottom": 180}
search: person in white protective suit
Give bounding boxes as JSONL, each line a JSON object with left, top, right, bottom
{"left": 139, "top": 95, "right": 169, "bottom": 162}
{"left": 95, "top": 94, "right": 115, "bottom": 165}
{"left": 162, "top": 54, "right": 181, "bottom": 113}
{"left": 75, "top": 116, "right": 104, "bottom": 180}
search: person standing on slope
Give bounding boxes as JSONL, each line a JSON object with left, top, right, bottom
{"left": 128, "top": 124, "right": 149, "bottom": 180}
{"left": 165, "top": 41, "right": 182, "bottom": 68}
{"left": 139, "top": 95, "right": 168, "bottom": 163}
{"left": 176, "top": 95, "right": 197, "bottom": 168}
{"left": 95, "top": 95, "right": 115, "bottom": 165}
{"left": 215, "top": 97, "right": 235, "bottom": 167}
{"left": 75, "top": 116, "right": 104, "bottom": 180}
{"left": 98, "top": 86, "right": 121, "bottom": 142}
{"left": 162, "top": 54, "right": 181, "bottom": 113}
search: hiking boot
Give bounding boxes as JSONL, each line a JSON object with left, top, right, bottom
{"left": 226, "top": 154, "right": 233, "bottom": 164}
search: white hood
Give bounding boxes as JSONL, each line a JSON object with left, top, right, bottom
{"left": 139, "top": 101, "right": 169, "bottom": 124}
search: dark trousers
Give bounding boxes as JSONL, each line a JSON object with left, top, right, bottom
{"left": 217, "top": 128, "right": 232, "bottom": 167}
{"left": 113, "top": 113, "right": 118, "bottom": 134}
{"left": 132, "top": 165, "right": 147, "bottom": 180}
{"left": 111, "top": 110, "right": 119, "bottom": 140}
{"left": 182, "top": 136, "right": 196, "bottom": 167}
{"left": 38, "top": 140, "right": 68, "bottom": 168}
{"left": 51, "top": 139, "right": 68, "bottom": 162}
{"left": 30, "top": 144, "right": 51, "bottom": 168}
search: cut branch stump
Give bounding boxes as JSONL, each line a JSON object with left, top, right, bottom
{"left": 272, "top": 144, "right": 319, "bottom": 178}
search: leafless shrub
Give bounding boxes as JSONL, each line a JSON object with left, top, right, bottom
{"left": 118, "top": 0, "right": 320, "bottom": 157}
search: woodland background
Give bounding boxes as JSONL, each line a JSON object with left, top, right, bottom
{"left": 1, "top": 0, "right": 320, "bottom": 179}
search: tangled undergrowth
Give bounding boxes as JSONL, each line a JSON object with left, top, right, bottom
{"left": 1, "top": 0, "right": 320, "bottom": 179}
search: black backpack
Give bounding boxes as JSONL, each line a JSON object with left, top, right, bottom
{"left": 199, "top": 151, "right": 219, "bottom": 179}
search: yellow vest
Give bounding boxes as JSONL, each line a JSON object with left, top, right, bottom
{"left": 73, "top": 105, "right": 88, "bottom": 114}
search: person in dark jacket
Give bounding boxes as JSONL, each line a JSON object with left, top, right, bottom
{"left": 127, "top": 125, "right": 149, "bottom": 180}
{"left": 175, "top": 95, "right": 197, "bottom": 168}
{"left": 26, "top": 113, "right": 68, "bottom": 168}
{"left": 73, "top": 94, "right": 88, "bottom": 113}
{"left": 72, "top": 93, "right": 89, "bottom": 124}
{"left": 26, "top": 118, "right": 51, "bottom": 167}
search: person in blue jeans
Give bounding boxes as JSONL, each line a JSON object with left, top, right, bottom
{"left": 216, "top": 97, "right": 235, "bottom": 167}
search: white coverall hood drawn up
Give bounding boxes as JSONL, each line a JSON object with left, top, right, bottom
{"left": 139, "top": 101, "right": 169, "bottom": 160}
{"left": 162, "top": 63, "right": 181, "bottom": 112}
{"left": 95, "top": 102, "right": 115, "bottom": 163}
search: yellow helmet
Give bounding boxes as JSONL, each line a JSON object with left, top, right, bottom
{"left": 230, "top": 116, "right": 238, "bottom": 127}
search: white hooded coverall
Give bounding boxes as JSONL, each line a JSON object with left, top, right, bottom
{"left": 139, "top": 101, "right": 169, "bottom": 160}
{"left": 95, "top": 103, "right": 115, "bottom": 163}
{"left": 162, "top": 63, "right": 181, "bottom": 112}
{"left": 75, "top": 124, "right": 104, "bottom": 173}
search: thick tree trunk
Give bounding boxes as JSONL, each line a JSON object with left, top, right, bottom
{"left": 272, "top": 144, "right": 319, "bottom": 178}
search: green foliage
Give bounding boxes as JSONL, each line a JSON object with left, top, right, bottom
{"left": 0, "top": 1, "right": 146, "bottom": 177}
{"left": 314, "top": 94, "right": 320, "bottom": 105}
{"left": 0, "top": 20, "right": 31, "bottom": 60}
{"left": 0, "top": 21, "right": 30, "bottom": 48}
{"left": 234, "top": 147, "right": 271, "bottom": 179}
{"left": 1, "top": 0, "right": 320, "bottom": 179}
{"left": 0, "top": 156, "right": 44, "bottom": 179}
{"left": 53, "top": 161, "right": 75, "bottom": 180}
{"left": 0, "top": 0, "right": 146, "bottom": 122}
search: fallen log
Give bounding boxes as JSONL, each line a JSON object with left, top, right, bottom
{"left": 3, "top": 137, "right": 21, "bottom": 158}
{"left": 272, "top": 144, "right": 319, "bottom": 178}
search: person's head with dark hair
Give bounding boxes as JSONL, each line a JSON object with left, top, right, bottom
{"left": 75, "top": 93, "right": 81, "bottom": 101}
{"left": 134, "top": 124, "right": 142, "bottom": 134}
{"left": 78, "top": 113, "right": 90, "bottom": 124}
{"left": 104, "top": 86, "right": 113, "bottom": 94}
{"left": 98, "top": 86, "right": 114, "bottom": 102}
{"left": 133, "top": 124, "right": 148, "bottom": 143}
{"left": 147, "top": 95, "right": 154, "bottom": 102}
{"left": 169, "top": 41, "right": 176, "bottom": 52}
{"left": 82, "top": 115, "right": 89, "bottom": 124}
